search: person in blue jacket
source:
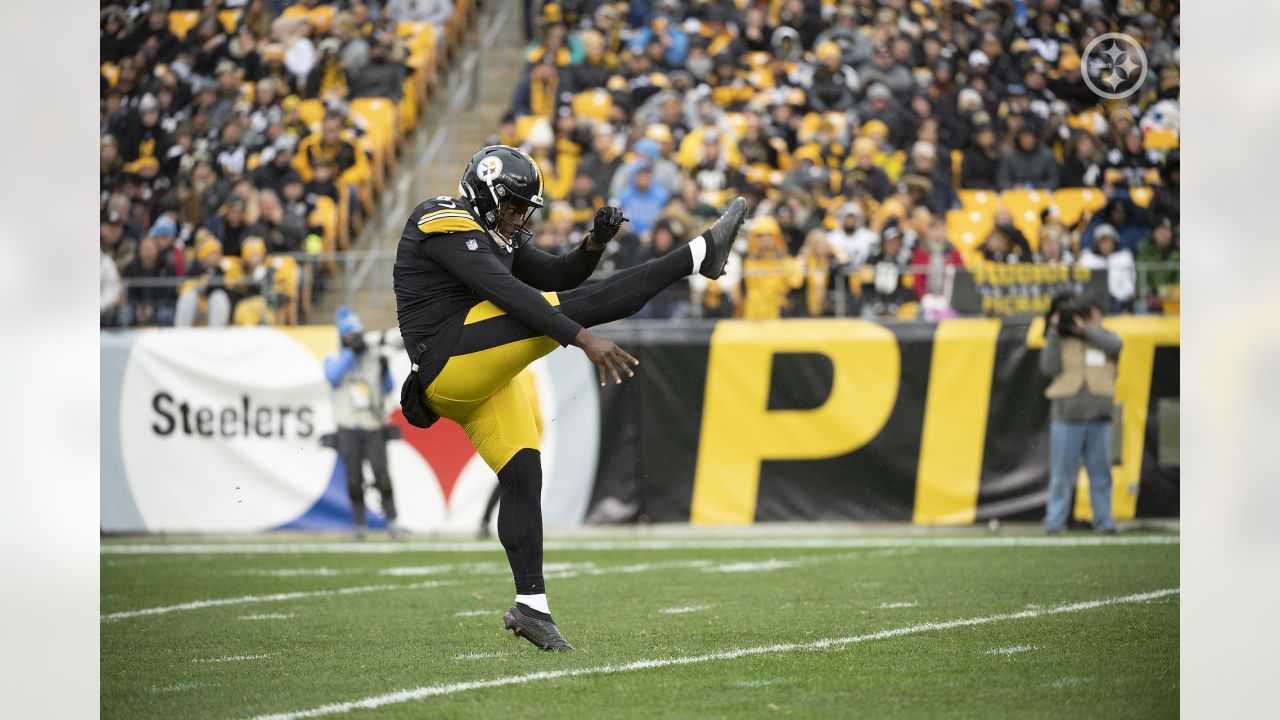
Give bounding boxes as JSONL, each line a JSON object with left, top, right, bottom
{"left": 324, "top": 306, "right": 403, "bottom": 540}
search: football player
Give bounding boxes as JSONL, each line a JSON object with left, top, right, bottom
{"left": 393, "top": 145, "right": 745, "bottom": 651}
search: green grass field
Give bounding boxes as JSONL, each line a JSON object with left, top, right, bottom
{"left": 101, "top": 532, "right": 1179, "bottom": 719}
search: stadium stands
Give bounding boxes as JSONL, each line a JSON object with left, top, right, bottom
{"left": 100, "top": 0, "right": 478, "bottom": 327}
{"left": 493, "top": 0, "right": 1180, "bottom": 319}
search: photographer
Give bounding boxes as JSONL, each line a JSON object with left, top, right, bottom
{"left": 1040, "top": 295, "right": 1122, "bottom": 534}
{"left": 324, "top": 306, "right": 404, "bottom": 540}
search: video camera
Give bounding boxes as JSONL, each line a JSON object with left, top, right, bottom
{"left": 1046, "top": 292, "right": 1093, "bottom": 338}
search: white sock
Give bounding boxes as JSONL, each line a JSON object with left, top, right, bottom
{"left": 515, "top": 593, "right": 550, "bottom": 615}
{"left": 688, "top": 235, "right": 707, "bottom": 274}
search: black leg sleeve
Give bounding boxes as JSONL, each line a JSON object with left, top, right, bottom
{"left": 336, "top": 429, "right": 367, "bottom": 527}
{"left": 450, "top": 246, "right": 694, "bottom": 357}
{"left": 363, "top": 429, "right": 396, "bottom": 522}
{"left": 496, "top": 448, "right": 545, "bottom": 596}
{"left": 556, "top": 246, "right": 693, "bottom": 328}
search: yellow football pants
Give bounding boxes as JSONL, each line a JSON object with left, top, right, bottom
{"left": 423, "top": 293, "right": 560, "bottom": 473}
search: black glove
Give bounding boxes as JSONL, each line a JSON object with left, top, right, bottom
{"left": 589, "top": 206, "right": 628, "bottom": 245}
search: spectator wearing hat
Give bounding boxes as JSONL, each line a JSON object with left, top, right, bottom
{"left": 324, "top": 306, "right": 404, "bottom": 541}
{"left": 804, "top": 41, "right": 860, "bottom": 113}
{"left": 777, "top": 0, "right": 825, "bottom": 50}
{"left": 1081, "top": 195, "right": 1148, "bottom": 254}
{"left": 578, "top": 125, "right": 624, "bottom": 198}
{"left": 1059, "top": 130, "right": 1107, "bottom": 188}
{"left": 858, "top": 83, "right": 907, "bottom": 148}
{"left": 860, "top": 223, "right": 915, "bottom": 318}
{"left": 992, "top": 208, "right": 1034, "bottom": 259}
{"left": 1105, "top": 127, "right": 1161, "bottom": 189}
{"left": 1035, "top": 225, "right": 1076, "bottom": 265}
{"left": 234, "top": 237, "right": 300, "bottom": 326}
{"left": 203, "top": 197, "right": 262, "bottom": 260}
{"left": 127, "top": 1, "right": 181, "bottom": 64}
{"left": 859, "top": 42, "right": 913, "bottom": 100}
{"left": 903, "top": 140, "right": 957, "bottom": 214}
{"left": 1079, "top": 224, "right": 1136, "bottom": 312}
{"left": 175, "top": 233, "right": 243, "bottom": 328}
{"left": 827, "top": 201, "right": 878, "bottom": 270}
{"left": 113, "top": 93, "right": 171, "bottom": 166}
{"left": 997, "top": 123, "right": 1059, "bottom": 190}
{"left": 306, "top": 37, "right": 349, "bottom": 99}
{"left": 910, "top": 214, "right": 964, "bottom": 300}
{"left": 615, "top": 161, "right": 669, "bottom": 237}
{"left": 740, "top": 217, "right": 802, "bottom": 321}
{"left": 100, "top": 208, "right": 136, "bottom": 275}
{"left": 628, "top": 12, "right": 688, "bottom": 68}
{"left": 253, "top": 135, "right": 300, "bottom": 195}
{"left": 1136, "top": 217, "right": 1179, "bottom": 312}
{"left": 960, "top": 124, "right": 1001, "bottom": 190}
{"left": 122, "top": 228, "right": 178, "bottom": 327}
{"left": 843, "top": 138, "right": 893, "bottom": 202}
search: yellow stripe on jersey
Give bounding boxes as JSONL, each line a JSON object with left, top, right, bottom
{"left": 417, "top": 208, "right": 483, "bottom": 235}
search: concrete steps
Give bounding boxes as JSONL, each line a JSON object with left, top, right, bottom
{"left": 312, "top": 1, "right": 527, "bottom": 330}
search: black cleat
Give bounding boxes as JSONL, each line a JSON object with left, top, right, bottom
{"left": 503, "top": 605, "right": 575, "bottom": 652}
{"left": 699, "top": 196, "right": 747, "bottom": 279}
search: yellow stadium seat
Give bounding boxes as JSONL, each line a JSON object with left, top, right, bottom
{"left": 999, "top": 188, "right": 1052, "bottom": 217}
{"left": 352, "top": 97, "right": 399, "bottom": 188}
{"left": 1051, "top": 187, "right": 1108, "bottom": 227}
{"left": 280, "top": 6, "right": 309, "bottom": 20}
{"left": 309, "top": 195, "right": 339, "bottom": 275}
{"left": 168, "top": 11, "right": 200, "bottom": 40}
{"left": 1144, "top": 128, "right": 1179, "bottom": 151}
{"left": 399, "top": 79, "right": 418, "bottom": 134}
{"left": 950, "top": 149, "right": 963, "bottom": 189}
{"left": 1130, "top": 185, "right": 1154, "bottom": 208}
{"left": 217, "top": 8, "right": 241, "bottom": 33}
{"left": 571, "top": 89, "right": 612, "bottom": 123}
{"left": 297, "top": 99, "right": 325, "bottom": 130}
{"left": 946, "top": 208, "right": 994, "bottom": 251}
{"left": 958, "top": 189, "right": 999, "bottom": 215}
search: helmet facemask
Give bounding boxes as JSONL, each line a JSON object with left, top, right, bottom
{"left": 490, "top": 185, "right": 539, "bottom": 249}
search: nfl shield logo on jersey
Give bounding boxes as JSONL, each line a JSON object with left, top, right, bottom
{"left": 466, "top": 238, "right": 479, "bottom": 251}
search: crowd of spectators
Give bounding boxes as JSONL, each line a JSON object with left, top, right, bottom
{"left": 100, "top": 0, "right": 457, "bottom": 328}
{"left": 496, "top": 0, "right": 1180, "bottom": 319}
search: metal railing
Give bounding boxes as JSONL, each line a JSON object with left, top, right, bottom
{"left": 103, "top": 255, "right": 1181, "bottom": 328}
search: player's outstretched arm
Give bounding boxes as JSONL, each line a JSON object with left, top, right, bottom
{"left": 512, "top": 207, "right": 628, "bottom": 291}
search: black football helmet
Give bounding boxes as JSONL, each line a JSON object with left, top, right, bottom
{"left": 459, "top": 145, "right": 545, "bottom": 248}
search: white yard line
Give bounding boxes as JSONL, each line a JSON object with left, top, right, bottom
{"left": 453, "top": 651, "right": 507, "bottom": 660}
{"left": 453, "top": 610, "right": 496, "bottom": 618}
{"left": 879, "top": 602, "right": 918, "bottom": 609}
{"left": 239, "top": 613, "right": 296, "bottom": 621}
{"left": 192, "top": 654, "right": 271, "bottom": 663}
{"left": 101, "top": 581, "right": 452, "bottom": 623}
{"left": 985, "top": 645, "right": 1036, "bottom": 656}
{"left": 659, "top": 604, "right": 711, "bottom": 615}
{"left": 238, "top": 569, "right": 357, "bottom": 577}
{"left": 102, "top": 535, "right": 1179, "bottom": 555}
{"left": 239, "top": 588, "right": 1179, "bottom": 720}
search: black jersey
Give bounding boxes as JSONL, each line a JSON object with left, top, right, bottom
{"left": 393, "top": 196, "right": 603, "bottom": 386}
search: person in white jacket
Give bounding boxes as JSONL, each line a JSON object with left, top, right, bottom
{"left": 1078, "top": 224, "right": 1135, "bottom": 312}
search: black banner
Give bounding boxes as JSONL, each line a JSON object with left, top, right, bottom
{"left": 589, "top": 317, "right": 1179, "bottom": 525}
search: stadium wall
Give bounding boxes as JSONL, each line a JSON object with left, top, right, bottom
{"left": 100, "top": 317, "right": 1178, "bottom": 534}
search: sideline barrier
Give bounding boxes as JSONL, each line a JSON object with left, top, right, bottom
{"left": 100, "top": 317, "right": 1178, "bottom": 533}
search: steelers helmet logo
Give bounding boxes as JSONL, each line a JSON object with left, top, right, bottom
{"left": 477, "top": 156, "right": 504, "bottom": 183}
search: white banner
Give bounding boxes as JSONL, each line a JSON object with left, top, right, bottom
{"left": 102, "top": 327, "right": 600, "bottom": 534}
